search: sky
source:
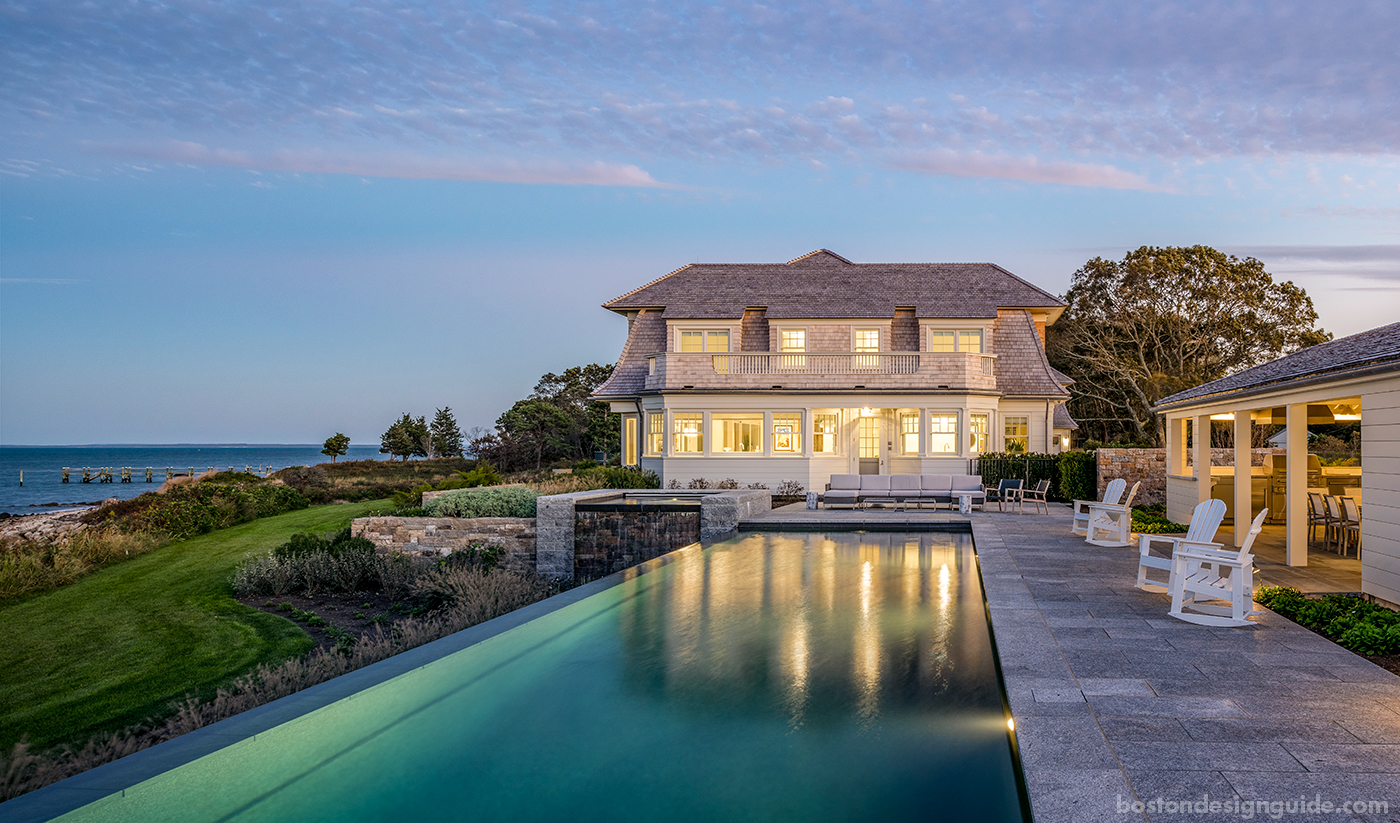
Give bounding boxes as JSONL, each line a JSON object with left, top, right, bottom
{"left": 2, "top": 0, "right": 1398, "bottom": 445}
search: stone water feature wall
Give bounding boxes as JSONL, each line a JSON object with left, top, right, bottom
{"left": 1096, "top": 447, "right": 1283, "bottom": 506}
{"left": 573, "top": 510, "right": 700, "bottom": 579}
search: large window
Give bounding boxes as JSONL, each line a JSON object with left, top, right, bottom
{"left": 929, "top": 413, "right": 958, "bottom": 454}
{"left": 772, "top": 413, "right": 802, "bottom": 453}
{"left": 814, "top": 413, "right": 839, "bottom": 453}
{"left": 673, "top": 413, "right": 703, "bottom": 453}
{"left": 712, "top": 414, "right": 762, "bottom": 453}
{"left": 899, "top": 412, "right": 920, "bottom": 454}
{"left": 647, "top": 413, "right": 664, "bottom": 455}
{"left": 780, "top": 329, "right": 806, "bottom": 369}
{"left": 858, "top": 416, "right": 879, "bottom": 459}
{"left": 680, "top": 330, "right": 730, "bottom": 352}
{"left": 1004, "top": 416, "right": 1029, "bottom": 453}
{"left": 969, "top": 413, "right": 989, "bottom": 453}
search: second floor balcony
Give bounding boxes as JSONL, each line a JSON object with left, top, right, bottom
{"left": 644, "top": 351, "right": 998, "bottom": 392}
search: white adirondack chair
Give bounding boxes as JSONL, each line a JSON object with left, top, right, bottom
{"left": 1072, "top": 478, "right": 1126, "bottom": 536}
{"left": 1168, "top": 509, "right": 1269, "bottom": 627}
{"left": 1084, "top": 481, "right": 1142, "bottom": 547}
{"left": 1134, "top": 498, "right": 1226, "bottom": 593}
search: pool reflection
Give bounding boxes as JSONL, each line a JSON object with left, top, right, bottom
{"left": 615, "top": 532, "right": 1001, "bottom": 728}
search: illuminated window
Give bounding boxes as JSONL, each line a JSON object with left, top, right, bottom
{"left": 969, "top": 413, "right": 989, "bottom": 453}
{"left": 680, "top": 329, "right": 728, "bottom": 352}
{"left": 772, "top": 413, "right": 802, "bottom": 453}
{"left": 624, "top": 417, "right": 638, "bottom": 465}
{"left": 780, "top": 329, "right": 806, "bottom": 369}
{"left": 813, "top": 413, "right": 839, "bottom": 453}
{"left": 1004, "top": 416, "right": 1029, "bottom": 453}
{"left": 712, "top": 414, "right": 763, "bottom": 453}
{"left": 959, "top": 330, "right": 983, "bottom": 353}
{"left": 647, "top": 413, "right": 664, "bottom": 455}
{"left": 854, "top": 329, "right": 879, "bottom": 369}
{"left": 858, "top": 416, "right": 879, "bottom": 459}
{"left": 899, "top": 412, "right": 920, "bottom": 454}
{"left": 929, "top": 330, "right": 955, "bottom": 352}
{"left": 929, "top": 413, "right": 958, "bottom": 454}
{"left": 673, "top": 414, "right": 703, "bottom": 453}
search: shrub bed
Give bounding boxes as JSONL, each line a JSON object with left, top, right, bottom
{"left": 424, "top": 487, "right": 540, "bottom": 518}
{"left": 1255, "top": 587, "right": 1400, "bottom": 657}
{"left": 1, "top": 529, "right": 168, "bottom": 601}
{"left": 1131, "top": 504, "right": 1189, "bottom": 534}
{"left": 79, "top": 473, "right": 308, "bottom": 540}
{"left": 276, "top": 458, "right": 478, "bottom": 504}
{"left": 231, "top": 529, "right": 419, "bottom": 599}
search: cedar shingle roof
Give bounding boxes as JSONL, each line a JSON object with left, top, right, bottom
{"left": 1155, "top": 322, "right": 1400, "bottom": 410}
{"left": 602, "top": 249, "right": 1065, "bottom": 319}
{"left": 594, "top": 308, "right": 667, "bottom": 397}
{"left": 1054, "top": 403, "right": 1079, "bottom": 431}
{"left": 991, "top": 310, "right": 1071, "bottom": 398}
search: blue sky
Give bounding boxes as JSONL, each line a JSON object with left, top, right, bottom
{"left": 2, "top": 0, "right": 1397, "bottom": 445}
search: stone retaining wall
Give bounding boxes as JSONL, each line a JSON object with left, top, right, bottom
{"left": 574, "top": 510, "right": 701, "bottom": 580}
{"left": 350, "top": 516, "right": 536, "bottom": 575}
{"left": 1096, "top": 448, "right": 1283, "bottom": 506}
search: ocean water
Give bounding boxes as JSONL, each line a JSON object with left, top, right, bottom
{"left": 0, "top": 445, "right": 389, "bottom": 515}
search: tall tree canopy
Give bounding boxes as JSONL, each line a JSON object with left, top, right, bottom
{"left": 321, "top": 432, "right": 350, "bottom": 462}
{"left": 430, "top": 407, "right": 464, "bottom": 458}
{"left": 1047, "top": 246, "right": 1330, "bottom": 446}
{"left": 472, "top": 363, "right": 619, "bottom": 471}
{"left": 380, "top": 413, "right": 430, "bottom": 461}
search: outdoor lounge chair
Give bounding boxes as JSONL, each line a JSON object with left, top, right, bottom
{"left": 1072, "top": 478, "right": 1126, "bottom": 536}
{"left": 1168, "top": 509, "right": 1268, "bottom": 627}
{"left": 824, "top": 475, "right": 861, "bottom": 508}
{"left": 1135, "top": 497, "right": 1226, "bottom": 593}
{"left": 1084, "top": 481, "right": 1142, "bottom": 547}
{"left": 1018, "top": 479, "right": 1051, "bottom": 515}
{"left": 984, "top": 478, "right": 1023, "bottom": 512}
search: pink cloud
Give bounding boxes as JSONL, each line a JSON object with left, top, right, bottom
{"left": 83, "top": 140, "right": 671, "bottom": 188}
{"left": 888, "top": 149, "right": 1165, "bottom": 191}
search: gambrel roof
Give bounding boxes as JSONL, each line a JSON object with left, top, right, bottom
{"left": 602, "top": 249, "right": 1066, "bottom": 319}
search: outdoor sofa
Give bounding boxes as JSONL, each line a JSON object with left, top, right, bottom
{"left": 823, "top": 474, "right": 986, "bottom": 509}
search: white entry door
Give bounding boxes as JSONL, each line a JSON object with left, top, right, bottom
{"left": 858, "top": 414, "right": 882, "bottom": 475}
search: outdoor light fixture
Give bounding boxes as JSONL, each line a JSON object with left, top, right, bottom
{"left": 1209, "top": 412, "right": 1235, "bottom": 421}
{"left": 1329, "top": 403, "right": 1361, "bottom": 421}
{"left": 860, "top": 407, "right": 875, "bottom": 417}
{"left": 1007, "top": 718, "right": 1015, "bottom": 731}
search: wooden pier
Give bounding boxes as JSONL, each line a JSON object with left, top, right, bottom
{"left": 18, "top": 466, "right": 280, "bottom": 485}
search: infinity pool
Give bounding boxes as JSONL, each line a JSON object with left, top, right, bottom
{"left": 58, "top": 531, "right": 1026, "bottom": 822}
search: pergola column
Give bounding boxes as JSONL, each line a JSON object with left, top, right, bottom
{"left": 1286, "top": 402, "right": 1309, "bottom": 566}
{"left": 1194, "top": 414, "right": 1212, "bottom": 507}
{"left": 1233, "top": 410, "right": 1252, "bottom": 546}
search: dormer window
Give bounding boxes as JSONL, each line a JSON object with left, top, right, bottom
{"left": 680, "top": 330, "right": 730, "bottom": 352}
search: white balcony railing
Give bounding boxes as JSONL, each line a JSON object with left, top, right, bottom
{"left": 644, "top": 351, "right": 998, "bottom": 391}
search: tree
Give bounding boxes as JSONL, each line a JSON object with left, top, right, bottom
{"left": 529, "top": 363, "right": 618, "bottom": 461}
{"left": 1047, "top": 246, "right": 1330, "bottom": 446}
{"left": 380, "top": 413, "right": 430, "bottom": 461}
{"left": 496, "top": 399, "right": 575, "bottom": 470}
{"left": 430, "top": 407, "right": 464, "bottom": 458}
{"left": 321, "top": 432, "right": 350, "bottom": 462}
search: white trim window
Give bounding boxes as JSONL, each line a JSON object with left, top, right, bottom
{"left": 772, "top": 413, "right": 802, "bottom": 453}
{"left": 969, "top": 413, "right": 989, "bottom": 453}
{"left": 959, "top": 330, "right": 983, "bottom": 354}
{"left": 712, "top": 414, "right": 763, "bottom": 453}
{"left": 899, "top": 411, "right": 920, "bottom": 454}
{"left": 624, "top": 417, "right": 638, "bottom": 465}
{"left": 813, "top": 413, "right": 839, "bottom": 453}
{"left": 1004, "top": 416, "right": 1029, "bottom": 453}
{"left": 647, "top": 412, "right": 665, "bottom": 456}
{"left": 929, "top": 413, "right": 958, "bottom": 454}
{"left": 780, "top": 329, "right": 806, "bottom": 369}
{"left": 854, "top": 328, "right": 880, "bottom": 369}
{"left": 679, "top": 329, "right": 730, "bottom": 352}
{"left": 927, "top": 328, "right": 986, "bottom": 353}
{"left": 673, "top": 413, "right": 703, "bottom": 453}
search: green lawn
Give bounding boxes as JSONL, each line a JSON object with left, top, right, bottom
{"left": 0, "top": 500, "right": 388, "bottom": 751}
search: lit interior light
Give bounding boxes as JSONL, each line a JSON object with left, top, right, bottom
{"left": 860, "top": 407, "right": 876, "bottom": 417}
{"left": 1209, "top": 413, "right": 1235, "bottom": 421}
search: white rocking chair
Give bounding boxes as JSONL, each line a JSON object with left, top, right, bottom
{"left": 1135, "top": 498, "right": 1226, "bottom": 593}
{"left": 1084, "top": 481, "right": 1142, "bottom": 547}
{"left": 1168, "top": 509, "right": 1269, "bottom": 627}
{"left": 1072, "top": 478, "right": 1126, "bottom": 536}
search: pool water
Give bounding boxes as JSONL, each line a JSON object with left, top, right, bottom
{"left": 59, "top": 532, "right": 1026, "bottom": 823}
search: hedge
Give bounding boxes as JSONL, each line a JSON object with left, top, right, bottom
{"left": 423, "top": 486, "right": 540, "bottom": 518}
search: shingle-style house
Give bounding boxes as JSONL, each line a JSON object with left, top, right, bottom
{"left": 592, "top": 249, "right": 1075, "bottom": 489}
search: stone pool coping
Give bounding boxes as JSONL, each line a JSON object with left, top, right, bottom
{"left": 974, "top": 506, "right": 1400, "bottom": 822}
{"left": 0, "top": 541, "right": 717, "bottom": 823}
